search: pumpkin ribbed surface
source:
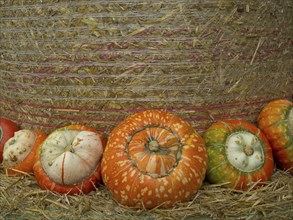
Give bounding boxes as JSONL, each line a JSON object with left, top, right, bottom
{"left": 3, "top": 130, "right": 36, "bottom": 167}
{"left": 33, "top": 125, "right": 106, "bottom": 195}
{"left": 101, "top": 110, "right": 207, "bottom": 209}
{"left": 126, "top": 125, "right": 182, "bottom": 178}
{"left": 204, "top": 120, "right": 274, "bottom": 190}
{"left": 258, "top": 99, "right": 293, "bottom": 174}
{"left": 3, "top": 130, "right": 47, "bottom": 176}
{"left": 225, "top": 131, "right": 265, "bottom": 173}
{"left": 40, "top": 130, "right": 103, "bottom": 185}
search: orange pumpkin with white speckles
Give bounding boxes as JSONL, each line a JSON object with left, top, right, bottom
{"left": 258, "top": 99, "right": 293, "bottom": 174}
{"left": 101, "top": 110, "right": 208, "bottom": 209}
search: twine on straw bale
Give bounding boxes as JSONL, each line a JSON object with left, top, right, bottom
{"left": 0, "top": 0, "right": 292, "bottom": 135}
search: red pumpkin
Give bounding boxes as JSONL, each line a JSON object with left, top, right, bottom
{"left": 258, "top": 99, "right": 293, "bottom": 174}
{"left": 203, "top": 120, "right": 274, "bottom": 190}
{"left": 101, "top": 110, "right": 208, "bottom": 209}
{"left": 33, "top": 125, "right": 106, "bottom": 195}
{"left": 3, "top": 129, "right": 47, "bottom": 175}
{"left": 0, "top": 118, "right": 20, "bottom": 163}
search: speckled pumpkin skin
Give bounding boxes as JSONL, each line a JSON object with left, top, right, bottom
{"left": 101, "top": 110, "right": 208, "bottom": 209}
{"left": 3, "top": 130, "right": 47, "bottom": 176}
{"left": 258, "top": 99, "right": 293, "bottom": 174}
{"left": 204, "top": 120, "right": 274, "bottom": 190}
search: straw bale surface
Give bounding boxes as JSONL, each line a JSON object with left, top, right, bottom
{"left": 0, "top": 166, "right": 292, "bottom": 220}
{"left": 0, "top": 0, "right": 292, "bottom": 134}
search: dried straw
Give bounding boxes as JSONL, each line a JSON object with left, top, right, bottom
{"left": 0, "top": 165, "right": 292, "bottom": 220}
{"left": 0, "top": 0, "right": 292, "bottom": 135}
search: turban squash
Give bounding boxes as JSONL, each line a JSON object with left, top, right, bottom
{"left": 258, "top": 99, "right": 293, "bottom": 174}
{"left": 0, "top": 118, "right": 20, "bottom": 163}
{"left": 33, "top": 125, "right": 106, "bottom": 194}
{"left": 204, "top": 120, "right": 274, "bottom": 190}
{"left": 101, "top": 110, "right": 208, "bottom": 209}
{"left": 3, "top": 129, "right": 47, "bottom": 176}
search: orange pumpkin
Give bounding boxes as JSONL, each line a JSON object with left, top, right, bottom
{"left": 33, "top": 125, "right": 106, "bottom": 195}
{"left": 3, "top": 130, "right": 47, "bottom": 176}
{"left": 101, "top": 110, "right": 208, "bottom": 209}
{"left": 0, "top": 118, "right": 20, "bottom": 163}
{"left": 258, "top": 99, "right": 293, "bottom": 174}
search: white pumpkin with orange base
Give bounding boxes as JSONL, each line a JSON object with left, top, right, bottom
{"left": 33, "top": 125, "right": 106, "bottom": 195}
{"left": 3, "top": 129, "right": 47, "bottom": 175}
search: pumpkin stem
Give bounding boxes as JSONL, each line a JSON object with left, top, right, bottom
{"left": 236, "top": 134, "right": 254, "bottom": 156}
{"left": 148, "top": 140, "right": 160, "bottom": 152}
{"left": 65, "top": 145, "right": 75, "bottom": 153}
{"left": 243, "top": 145, "right": 254, "bottom": 156}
